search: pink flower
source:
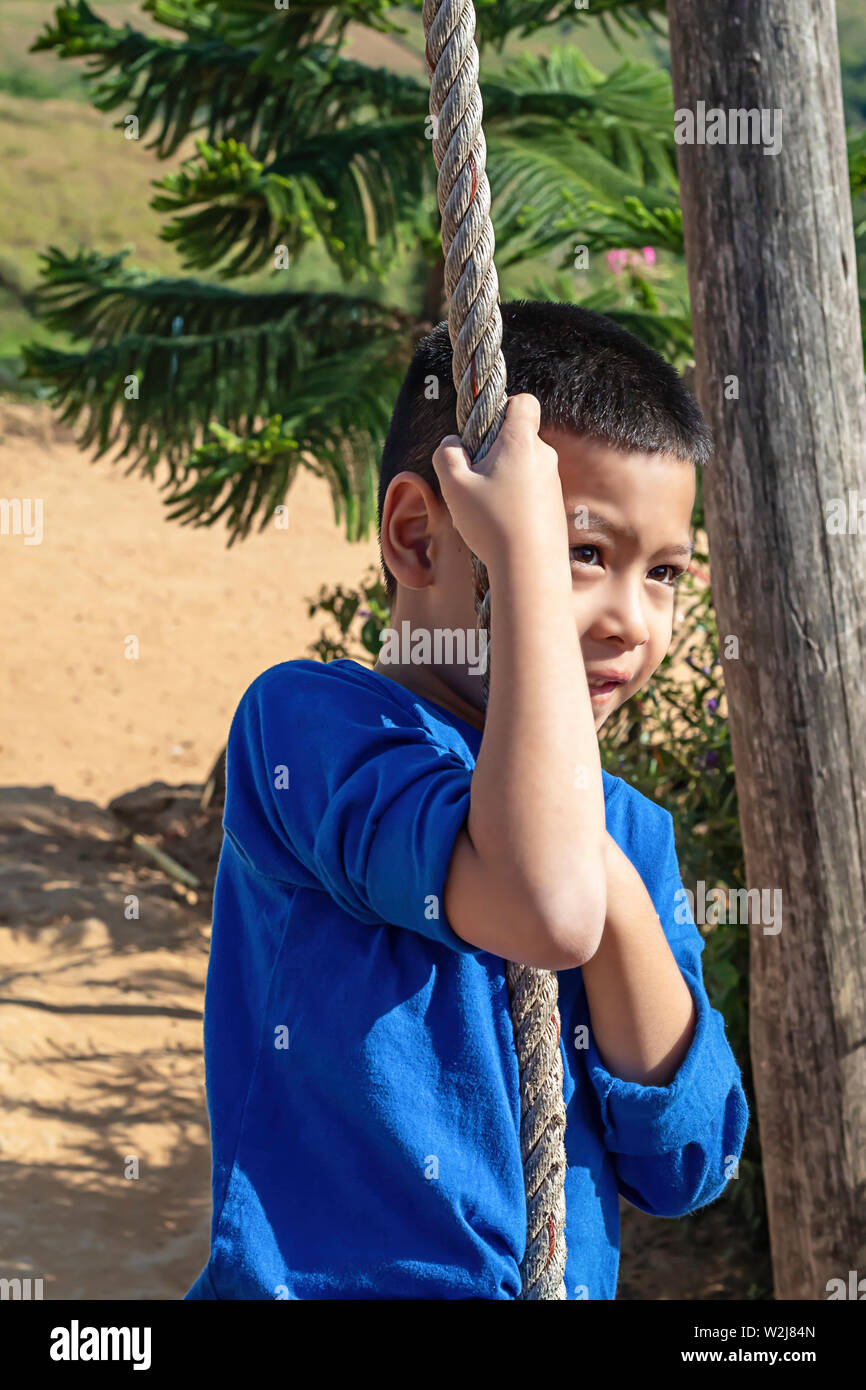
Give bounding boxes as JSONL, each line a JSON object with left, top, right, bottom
{"left": 606, "top": 247, "right": 657, "bottom": 275}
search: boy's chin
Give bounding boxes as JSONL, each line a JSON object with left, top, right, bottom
{"left": 592, "top": 694, "right": 623, "bottom": 731}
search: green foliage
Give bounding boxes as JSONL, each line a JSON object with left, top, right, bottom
{"left": 839, "top": 0, "right": 866, "bottom": 131}
{"left": 486, "top": 46, "right": 680, "bottom": 189}
{"left": 22, "top": 0, "right": 699, "bottom": 543}
{"left": 850, "top": 130, "right": 866, "bottom": 360}
{"left": 32, "top": 5, "right": 429, "bottom": 158}
{"left": 305, "top": 567, "right": 391, "bottom": 663}
{"left": 152, "top": 122, "right": 430, "bottom": 279}
{"left": 850, "top": 129, "right": 866, "bottom": 197}
{"left": 20, "top": 248, "right": 412, "bottom": 538}
{"left": 152, "top": 137, "right": 345, "bottom": 277}
{"left": 528, "top": 265, "right": 694, "bottom": 370}
{"left": 427, "top": 0, "right": 669, "bottom": 50}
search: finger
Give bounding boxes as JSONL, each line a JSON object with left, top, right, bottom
{"left": 432, "top": 434, "right": 473, "bottom": 485}
{"left": 502, "top": 392, "right": 542, "bottom": 435}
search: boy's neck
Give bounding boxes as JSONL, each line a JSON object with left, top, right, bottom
{"left": 372, "top": 659, "right": 486, "bottom": 732}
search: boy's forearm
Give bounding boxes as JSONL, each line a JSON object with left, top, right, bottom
{"left": 467, "top": 539, "right": 607, "bottom": 956}
{"left": 580, "top": 831, "right": 696, "bottom": 1085}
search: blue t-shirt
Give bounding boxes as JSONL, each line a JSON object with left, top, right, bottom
{"left": 184, "top": 657, "right": 748, "bottom": 1300}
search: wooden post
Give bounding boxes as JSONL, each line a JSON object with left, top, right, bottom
{"left": 666, "top": 0, "right": 866, "bottom": 1298}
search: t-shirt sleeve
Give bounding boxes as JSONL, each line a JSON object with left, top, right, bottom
{"left": 582, "top": 803, "right": 749, "bottom": 1217}
{"left": 221, "top": 662, "right": 485, "bottom": 955}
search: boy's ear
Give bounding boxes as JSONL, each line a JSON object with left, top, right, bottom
{"left": 379, "top": 472, "right": 443, "bottom": 591}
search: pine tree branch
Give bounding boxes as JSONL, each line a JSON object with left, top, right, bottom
{"left": 24, "top": 0, "right": 697, "bottom": 547}
{"left": 144, "top": 50, "right": 680, "bottom": 279}
{"left": 150, "top": 128, "right": 427, "bottom": 278}
{"left": 28, "top": 245, "right": 414, "bottom": 343}
{"left": 33, "top": 4, "right": 668, "bottom": 162}
{"left": 402, "top": 0, "right": 668, "bottom": 51}
{"left": 487, "top": 130, "right": 681, "bottom": 271}
{"left": 34, "top": 9, "right": 680, "bottom": 288}
{"left": 33, "top": 2, "right": 429, "bottom": 159}
{"left": 21, "top": 274, "right": 413, "bottom": 542}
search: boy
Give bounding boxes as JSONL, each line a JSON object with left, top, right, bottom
{"left": 184, "top": 299, "right": 749, "bottom": 1301}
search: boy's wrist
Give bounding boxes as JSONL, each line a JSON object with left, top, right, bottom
{"left": 485, "top": 529, "right": 572, "bottom": 592}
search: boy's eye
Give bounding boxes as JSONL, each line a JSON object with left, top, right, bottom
{"left": 649, "top": 564, "right": 686, "bottom": 586}
{"left": 569, "top": 544, "right": 601, "bottom": 566}
{"left": 569, "top": 546, "right": 686, "bottom": 586}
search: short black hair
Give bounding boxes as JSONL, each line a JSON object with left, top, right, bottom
{"left": 377, "top": 298, "right": 712, "bottom": 602}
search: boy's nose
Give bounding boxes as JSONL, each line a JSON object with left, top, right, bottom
{"left": 587, "top": 584, "right": 651, "bottom": 648}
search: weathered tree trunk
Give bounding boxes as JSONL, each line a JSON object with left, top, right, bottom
{"left": 667, "top": 0, "right": 866, "bottom": 1299}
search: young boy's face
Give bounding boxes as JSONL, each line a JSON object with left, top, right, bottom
{"left": 377, "top": 429, "right": 696, "bottom": 735}
{"left": 542, "top": 429, "right": 696, "bottom": 730}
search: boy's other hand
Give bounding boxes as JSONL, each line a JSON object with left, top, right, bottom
{"left": 431, "top": 393, "right": 568, "bottom": 572}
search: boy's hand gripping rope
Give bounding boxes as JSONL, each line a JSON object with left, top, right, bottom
{"left": 422, "top": 0, "right": 568, "bottom": 1300}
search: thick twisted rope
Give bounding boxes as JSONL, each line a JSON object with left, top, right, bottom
{"left": 422, "top": 0, "right": 568, "bottom": 1301}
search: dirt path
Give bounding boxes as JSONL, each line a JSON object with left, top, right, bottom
{"left": 1, "top": 402, "right": 380, "bottom": 803}
{"left": 1, "top": 402, "right": 379, "bottom": 1297}
{"left": 0, "top": 786, "right": 212, "bottom": 1299}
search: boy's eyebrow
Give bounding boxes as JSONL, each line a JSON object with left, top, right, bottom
{"left": 572, "top": 509, "right": 694, "bottom": 558}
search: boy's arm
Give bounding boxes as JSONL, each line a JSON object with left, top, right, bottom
{"left": 444, "top": 535, "right": 607, "bottom": 969}
{"left": 579, "top": 817, "right": 749, "bottom": 1219}
{"left": 231, "top": 392, "right": 606, "bottom": 972}
{"left": 580, "top": 832, "right": 697, "bottom": 1085}
{"left": 435, "top": 394, "right": 608, "bottom": 970}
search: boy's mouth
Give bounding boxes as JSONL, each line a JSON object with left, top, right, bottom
{"left": 587, "top": 680, "right": 620, "bottom": 701}
{"left": 586, "top": 671, "right": 630, "bottom": 701}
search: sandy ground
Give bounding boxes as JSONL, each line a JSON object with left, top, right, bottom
{"left": 1, "top": 403, "right": 381, "bottom": 804}
{"left": 1, "top": 402, "right": 380, "bottom": 1299}
{"left": 0, "top": 403, "right": 759, "bottom": 1300}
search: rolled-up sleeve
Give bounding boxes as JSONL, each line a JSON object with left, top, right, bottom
{"left": 223, "top": 661, "right": 483, "bottom": 955}
{"left": 584, "top": 810, "right": 749, "bottom": 1217}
